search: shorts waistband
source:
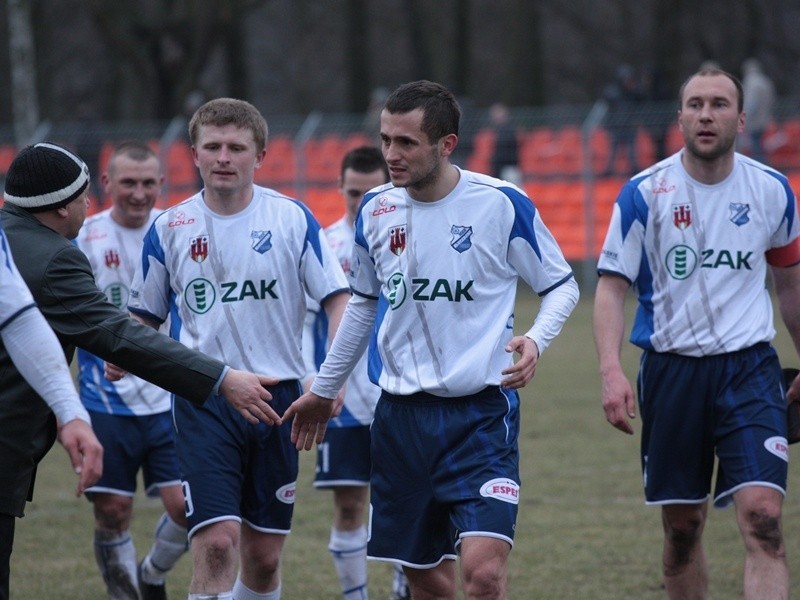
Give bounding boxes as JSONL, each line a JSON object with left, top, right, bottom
{"left": 380, "top": 385, "right": 501, "bottom": 406}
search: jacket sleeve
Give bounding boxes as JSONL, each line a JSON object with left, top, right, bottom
{"left": 37, "top": 243, "right": 224, "bottom": 406}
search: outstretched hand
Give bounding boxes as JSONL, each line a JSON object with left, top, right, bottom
{"left": 283, "top": 391, "right": 337, "bottom": 451}
{"left": 58, "top": 419, "right": 103, "bottom": 497}
{"left": 220, "top": 369, "right": 282, "bottom": 426}
{"left": 501, "top": 335, "right": 539, "bottom": 389}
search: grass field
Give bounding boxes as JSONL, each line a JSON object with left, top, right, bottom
{"left": 10, "top": 288, "right": 800, "bottom": 599}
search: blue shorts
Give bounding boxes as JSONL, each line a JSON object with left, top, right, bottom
{"left": 638, "top": 343, "right": 788, "bottom": 508}
{"left": 368, "top": 386, "right": 520, "bottom": 568}
{"left": 85, "top": 410, "right": 180, "bottom": 498}
{"left": 173, "top": 381, "right": 300, "bottom": 538}
{"left": 314, "top": 425, "right": 371, "bottom": 488}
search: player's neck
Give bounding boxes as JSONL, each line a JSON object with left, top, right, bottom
{"left": 408, "top": 163, "right": 460, "bottom": 203}
{"left": 681, "top": 151, "right": 734, "bottom": 185}
{"left": 202, "top": 186, "right": 254, "bottom": 216}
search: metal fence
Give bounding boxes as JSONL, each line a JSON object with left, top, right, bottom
{"left": 2, "top": 98, "right": 799, "bottom": 273}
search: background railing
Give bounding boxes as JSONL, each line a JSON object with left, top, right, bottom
{"left": 2, "top": 99, "right": 799, "bottom": 269}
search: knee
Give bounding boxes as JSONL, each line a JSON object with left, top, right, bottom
{"left": 241, "top": 544, "right": 280, "bottom": 579}
{"left": 193, "top": 526, "right": 238, "bottom": 575}
{"left": 662, "top": 509, "right": 705, "bottom": 573}
{"left": 741, "top": 504, "right": 784, "bottom": 556}
{"left": 462, "top": 558, "right": 506, "bottom": 598}
{"left": 93, "top": 495, "right": 133, "bottom": 532}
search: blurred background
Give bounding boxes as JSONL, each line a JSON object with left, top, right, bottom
{"left": 2, "top": 0, "right": 800, "bottom": 267}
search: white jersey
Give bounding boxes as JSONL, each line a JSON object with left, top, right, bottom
{"left": 598, "top": 151, "right": 800, "bottom": 356}
{"left": 0, "top": 226, "right": 36, "bottom": 327}
{"left": 305, "top": 216, "right": 379, "bottom": 426}
{"left": 129, "top": 186, "right": 349, "bottom": 379}
{"left": 352, "top": 167, "right": 574, "bottom": 397}
{"left": 75, "top": 208, "right": 170, "bottom": 415}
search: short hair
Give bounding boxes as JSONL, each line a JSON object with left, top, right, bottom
{"left": 340, "top": 146, "right": 389, "bottom": 181}
{"left": 678, "top": 68, "right": 744, "bottom": 113}
{"left": 107, "top": 140, "right": 159, "bottom": 173}
{"left": 384, "top": 80, "right": 460, "bottom": 141}
{"left": 188, "top": 98, "right": 268, "bottom": 152}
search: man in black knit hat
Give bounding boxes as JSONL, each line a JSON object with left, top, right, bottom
{"left": 0, "top": 142, "right": 283, "bottom": 599}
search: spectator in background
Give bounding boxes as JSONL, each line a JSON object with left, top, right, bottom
{"left": 76, "top": 141, "right": 185, "bottom": 600}
{"left": 489, "top": 102, "right": 521, "bottom": 185}
{"left": 741, "top": 57, "right": 776, "bottom": 164}
{"left": 601, "top": 64, "right": 645, "bottom": 177}
{"left": 641, "top": 64, "right": 673, "bottom": 163}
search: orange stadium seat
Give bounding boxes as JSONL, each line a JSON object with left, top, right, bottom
{"left": 256, "top": 134, "right": 296, "bottom": 186}
{"left": 302, "top": 186, "right": 343, "bottom": 228}
{"left": 0, "top": 144, "right": 17, "bottom": 175}
{"left": 304, "top": 135, "right": 344, "bottom": 184}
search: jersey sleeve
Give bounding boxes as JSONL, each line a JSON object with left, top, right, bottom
{"left": 597, "top": 181, "right": 647, "bottom": 283}
{"left": 298, "top": 204, "right": 350, "bottom": 304}
{"left": 0, "top": 227, "right": 36, "bottom": 328}
{"left": 766, "top": 177, "right": 800, "bottom": 267}
{"left": 505, "top": 189, "right": 574, "bottom": 295}
{"left": 128, "top": 221, "right": 170, "bottom": 324}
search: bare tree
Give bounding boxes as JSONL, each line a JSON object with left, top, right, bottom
{"left": 7, "top": 0, "right": 39, "bottom": 144}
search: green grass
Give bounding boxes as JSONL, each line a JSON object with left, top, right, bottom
{"left": 10, "top": 289, "right": 800, "bottom": 598}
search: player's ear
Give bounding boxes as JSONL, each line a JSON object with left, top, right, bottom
{"left": 439, "top": 133, "right": 458, "bottom": 157}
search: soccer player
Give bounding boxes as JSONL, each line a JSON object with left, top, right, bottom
{"left": 303, "top": 146, "right": 409, "bottom": 600}
{"left": 0, "top": 142, "right": 280, "bottom": 600}
{"left": 76, "top": 141, "right": 186, "bottom": 600}
{"left": 593, "top": 68, "right": 800, "bottom": 598}
{"left": 128, "top": 97, "right": 350, "bottom": 599}
{"left": 0, "top": 221, "right": 103, "bottom": 600}
{"left": 285, "top": 80, "right": 579, "bottom": 599}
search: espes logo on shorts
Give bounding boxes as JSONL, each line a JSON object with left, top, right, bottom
{"left": 764, "top": 436, "right": 789, "bottom": 462}
{"left": 275, "top": 481, "right": 297, "bottom": 504}
{"left": 479, "top": 478, "right": 520, "bottom": 505}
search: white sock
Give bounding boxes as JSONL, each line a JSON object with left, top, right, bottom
{"left": 140, "top": 512, "right": 188, "bottom": 585}
{"left": 188, "top": 594, "right": 234, "bottom": 600}
{"left": 93, "top": 529, "right": 138, "bottom": 599}
{"left": 329, "top": 526, "right": 368, "bottom": 599}
{"left": 232, "top": 576, "right": 281, "bottom": 599}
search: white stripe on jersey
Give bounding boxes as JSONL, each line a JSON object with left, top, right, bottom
{"left": 75, "top": 208, "right": 170, "bottom": 415}
{"left": 352, "top": 167, "right": 574, "bottom": 397}
{"left": 129, "top": 186, "right": 349, "bottom": 380}
{"left": 598, "top": 151, "right": 800, "bottom": 356}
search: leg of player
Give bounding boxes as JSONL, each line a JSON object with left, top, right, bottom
{"left": 458, "top": 537, "right": 511, "bottom": 599}
{"left": 234, "top": 526, "right": 287, "bottom": 598}
{"left": 138, "top": 484, "right": 189, "bottom": 599}
{"left": 389, "top": 564, "right": 411, "bottom": 600}
{"left": 92, "top": 493, "right": 139, "bottom": 599}
{"left": 329, "top": 486, "right": 369, "bottom": 599}
{"left": 402, "top": 561, "right": 456, "bottom": 600}
{"left": 660, "top": 502, "right": 709, "bottom": 598}
{"left": 733, "top": 486, "right": 788, "bottom": 598}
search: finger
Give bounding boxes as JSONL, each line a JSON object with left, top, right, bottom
{"left": 303, "top": 424, "right": 318, "bottom": 451}
{"left": 315, "top": 422, "right": 328, "bottom": 446}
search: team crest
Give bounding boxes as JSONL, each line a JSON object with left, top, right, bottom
{"left": 673, "top": 204, "right": 692, "bottom": 230}
{"left": 389, "top": 225, "right": 406, "bottom": 256}
{"left": 450, "top": 225, "right": 473, "bottom": 253}
{"left": 104, "top": 249, "right": 120, "bottom": 269}
{"left": 251, "top": 230, "right": 273, "bottom": 254}
{"left": 190, "top": 235, "right": 209, "bottom": 263}
{"left": 729, "top": 202, "right": 750, "bottom": 226}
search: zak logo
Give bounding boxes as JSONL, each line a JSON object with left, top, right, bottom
{"left": 104, "top": 249, "right": 120, "bottom": 269}
{"left": 729, "top": 203, "right": 750, "bottom": 226}
{"left": 673, "top": 204, "right": 692, "bottom": 229}
{"left": 190, "top": 235, "right": 209, "bottom": 263}
{"left": 451, "top": 225, "right": 473, "bottom": 253}
{"left": 389, "top": 225, "right": 406, "bottom": 256}
{"left": 251, "top": 230, "right": 272, "bottom": 254}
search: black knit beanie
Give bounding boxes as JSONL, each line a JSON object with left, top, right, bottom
{"left": 3, "top": 142, "right": 90, "bottom": 212}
